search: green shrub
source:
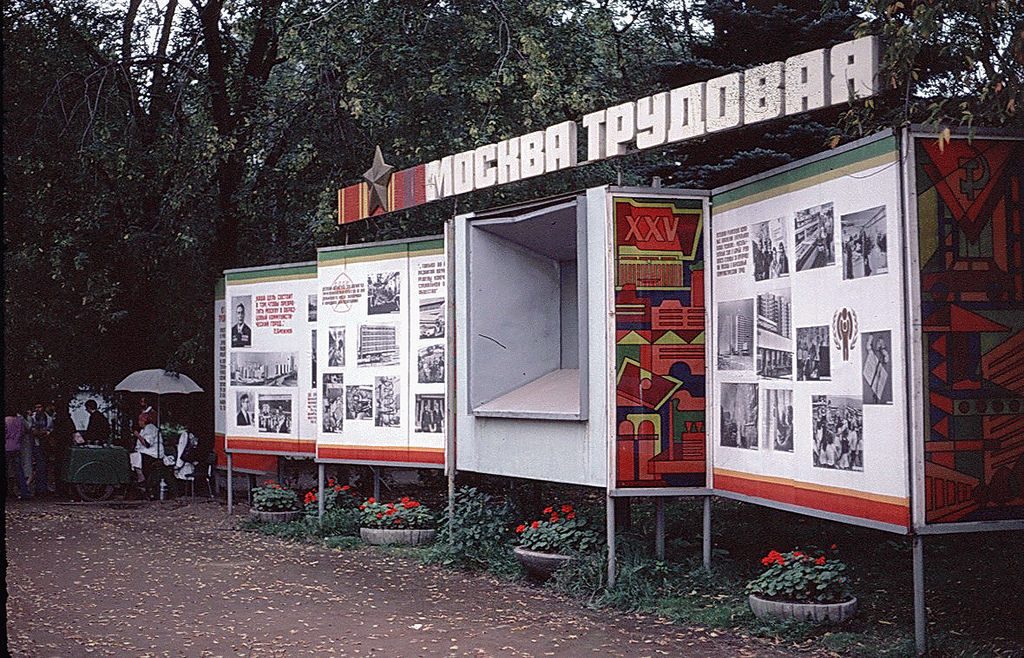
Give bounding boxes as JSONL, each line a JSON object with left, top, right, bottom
{"left": 251, "top": 480, "right": 300, "bottom": 512}
{"left": 426, "top": 486, "right": 517, "bottom": 571}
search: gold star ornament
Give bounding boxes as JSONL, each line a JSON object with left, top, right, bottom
{"left": 363, "top": 146, "right": 394, "bottom": 214}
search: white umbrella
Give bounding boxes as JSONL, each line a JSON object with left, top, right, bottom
{"left": 115, "top": 369, "right": 204, "bottom": 427}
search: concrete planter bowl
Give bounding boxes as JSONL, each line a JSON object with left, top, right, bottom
{"left": 360, "top": 527, "right": 436, "bottom": 546}
{"left": 249, "top": 508, "right": 303, "bottom": 523}
{"left": 748, "top": 594, "right": 857, "bottom": 623}
{"left": 513, "top": 546, "right": 573, "bottom": 580}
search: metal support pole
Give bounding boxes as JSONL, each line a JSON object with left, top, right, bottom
{"left": 373, "top": 467, "right": 381, "bottom": 500}
{"left": 702, "top": 495, "right": 712, "bottom": 571}
{"left": 317, "top": 463, "right": 325, "bottom": 523}
{"left": 606, "top": 492, "right": 617, "bottom": 588}
{"left": 913, "top": 534, "right": 927, "bottom": 655}
{"left": 655, "top": 498, "right": 665, "bottom": 561}
{"left": 226, "top": 453, "right": 233, "bottom": 514}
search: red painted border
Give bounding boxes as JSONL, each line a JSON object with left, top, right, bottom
{"left": 715, "top": 472, "right": 910, "bottom": 527}
{"left": 317, "top": 445, "right": 444, "bottom": 465}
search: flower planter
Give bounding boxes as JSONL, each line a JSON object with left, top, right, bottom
{"left": 359, "top": 527, "right": 436, "bottom": 546}
{"left": 249, "top": 508, "right": 303, "bottom": 523}
{"left": 748, "top": 594, "right": 857, "bottom": 623}
{"left": 513, "top": 546, "right": 573, "bottom": 580}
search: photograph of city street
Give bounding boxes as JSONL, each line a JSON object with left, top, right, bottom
{"left": 756, "top": 288, "right": 792, "bottom": 379}
{"left": 761, "top": 387, "right": 794, "bottom": 452}
{"left": 230, "top": 352, "right": 297, "bottom": 387}
{"left": 720, "top": 382, "right": 758, "bottom": 449}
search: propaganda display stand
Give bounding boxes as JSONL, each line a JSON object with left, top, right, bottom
{"left": 314, "top": 237, "right": 449, "bottom": 511}
{"left": 453, "top": 186, "right": 714, "bottom": 580}
{"left": 707, "top": 127, "right": 1023, "bottom": 652}
{"left": 222, "top": 262, "right": 319, "bottom": 511}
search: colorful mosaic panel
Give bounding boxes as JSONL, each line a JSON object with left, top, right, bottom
{"left": 917, "top": 136, "right": 1024, "bottom": 523}
{"left": 614, "top": 196, "right": 706, "bottom": 488}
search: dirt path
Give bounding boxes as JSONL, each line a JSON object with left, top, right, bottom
{"left": 5, "top": 500, "right": 820, "bottom": 657}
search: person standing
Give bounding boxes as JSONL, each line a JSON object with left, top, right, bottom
{"left": 50, "top": 399, "right": 75, "bottom": 498}
{"left": 84, "top": 399, "right": 112, "bottom": 445}
{"left": 133, "top": 415, "right": 163, "bottom": 500}
{"left": 29, "top": 403, "right": 52, "bottom": 494}
{"left": 6, "top": 407, "right": 31, "bottom": 499}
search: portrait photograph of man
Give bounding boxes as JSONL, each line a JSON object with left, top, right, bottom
{"left": 231, "top": 296, "right": 252, "bottom": 347}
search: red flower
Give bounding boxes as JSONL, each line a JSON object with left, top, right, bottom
{"left": 815, "top": 556, "right": 826, "bottom": 565}
{"left": 359, "top": 505, "right": 366, "bottom": 510}
{"left": 394, "top": 518, "right": 402, "bottom": 524}
{"left": 530, "top": 521, "right": 539, "bottom": 529}
{"left": 385, "top": 509, "right": 396, "bottom": 516}
{"left": 830, "top": 544, "right": 837, "bottom": 550}
{"left": 367, "top": 497, "right": 375, "bottom": 504}
{"left": 342, "top": 485, "right": 350, "bottom": 491}
{"left": 561, "top": 504, "right": 573, "bottom": 514}
{"left": 402, "top": 497, "right": 410, "bottom": 503}
{"left": 549, "top": 515, "right": 559, "bottom": 522}
{"left": 566, "top": 512, "right": 575, "bottom": 519}
{"left": 334, "top": 485, "right": 342, "bottom": 492}
{"left": 327, "top": 478, "right": 336, "bottom": 487}
{"left": 793, "top": 551, "right": 803, "bottom": 558}
{"left": 543, "top": 507, "right": 553, "bottom": 514}
{"left": 376, "top": 513, "right": 383, "bottom": 518}
{"left": 387, "top": 503, "right": 394, "bottom": 509}
{"left": 516, "top": 524, "right": 526, "bottom": 533}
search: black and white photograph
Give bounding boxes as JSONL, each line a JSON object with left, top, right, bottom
{"left": 231, "top": 295, "right": 253, "bottom": 347}
{"left": 862, "top": 330, "right": 893, "bottom": 404}
{"left": 257, "top": 394, "right": 292, "bottom": 434}
{"left": 230, "top": 352, "right": 297, "bottom": 387}
{"left": 841, "top": 206, "right": 888, "bottom": 280}
{"left": 812, "top": 395, "right": 863, "bottom": 471}
{"left": 796, "top": 325, "right": 831, "bottom": 381}
{"left": 757, "top": 347, "right": 793, "bottom": 380}
{"left": 419, "top": 296, "right": 445, "bottom": 338}
{"left": 235, "top": 390, "right": 255, "bottom": 426}
{"left": 374, "top": 376, "right": 401, "bottom": 428}
{"left": 756, "top": 288, "right": 792, "bottom": 378}
{"left": 308, "top": 294, "right": 318, "bottom": 322}
{"left": 328, "top": 326, "right": 346, "bottom": 367}
{"left": 761, "top": 388, "right": 794, "bottom": 452}
{"left": 322, "top": 374, "right": 344, "bottom": 433}
{"left": 367, "top": 271, "right": 400, "bottom": 315}
{"left": 415, "top": 394, "right": 444, "bottom": 433}
{"left": 719, "top": 382, "right": 758, "bottom": 449}
{"left": 357, "top": 324, "right": 399, "bottom": 366}
{"left": 717, "top": 299, "right": 754, "bottom": 371}
{"left": 751, "top": 217, "right": 789, "bottom": 281}
{"left": 345, "top": 385, "right": 373, "bottom": 420}
{"left": 310, "top": 330, "right": 317, "bottom": 387}
{"left": 418, "top": 344, "right": 445, "bottom": 384}
{"left": 794, "top": 202, "right": 835, "bottom": 271}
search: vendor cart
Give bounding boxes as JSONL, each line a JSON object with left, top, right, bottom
{"left": 65, "top": 444, "right": 133, "bottom": 501}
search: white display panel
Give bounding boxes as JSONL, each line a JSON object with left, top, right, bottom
{"left": 224, "top": 263, "right": 318, "bottom": 457}
{"left": 709, "top": 133, "right": 911, "bottom": 532}
{"left": 315, "top": 238, "right": 446, "bottom": 468}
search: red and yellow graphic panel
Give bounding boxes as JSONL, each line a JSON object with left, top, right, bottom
{"left": 614, "top": 196, "right": 707, "bottom": 488}
{"left": 916, "top": 135, "right": 1024, "bottom": 525}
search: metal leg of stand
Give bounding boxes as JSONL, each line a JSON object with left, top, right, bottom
{"left": 655, "top": 498, "right": 665, "bottom": 561}
{"left": 606, "top": 492, "right": 616, "bottom": 588}
{"left": 318, "top": 463, "right": 325, "bottom": 523}
{"left": 373, "top": 467, "right": 381, "bottom": 500}
{"left": 702, "top": 495, "right": 712, "bottom": 571}
{"left": 227, "top": 453, "right": 234, "bottom": 514}
{"left": 913, "top": 534, "right": 927, "bottom": 655}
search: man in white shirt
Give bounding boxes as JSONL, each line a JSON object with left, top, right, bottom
{"left": 134, "top": 419, "right": 164, "bottom": 500}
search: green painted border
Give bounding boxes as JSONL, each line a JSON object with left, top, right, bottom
{"left": 215, "top": 278, "right": 225, "bottom": 299}
{"left": 713, "top": 135, "right": 897, "bottom": 211}
{"left": 225, "top": 263, "right": 317, "bottom": 284}
{"left": 408, "top": 239, "right": 444, "bottom": 254}
{"left": 319, "top": 242, "right": 407, "bottom": 265}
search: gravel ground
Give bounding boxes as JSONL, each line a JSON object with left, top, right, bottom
{"left": 5, "top": 499, "right": 823, "bottom": 657}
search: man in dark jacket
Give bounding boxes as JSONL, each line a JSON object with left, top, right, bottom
{"left": 84, "top": 399, "right": 111, "bottom": 445}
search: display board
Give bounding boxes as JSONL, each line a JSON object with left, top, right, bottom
{"left": 316, "top": 238, "right": 446, "bottom": 467}
{"left": 224, "top": 263, "right": 318, "bottom": 457}
{"left": 907, "top": 131, "right": 1024, "bottom": 530}
{"left": 612, "top": 194, "right": 709, "bottom": 489}
{"left": 709, "top": 133, "right": 911, "bottom": 532}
